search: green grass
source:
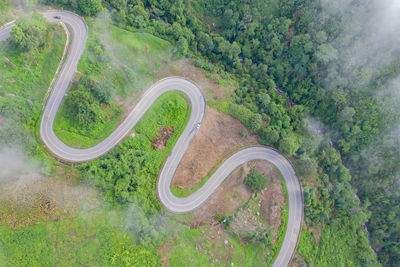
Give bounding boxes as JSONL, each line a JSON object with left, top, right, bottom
{"left": 168, "top": 228, "right": 212, "bottom": 266}
{"left": 0, "top": 25, "right": 65, "bottom": 100}
{"left": 167, "top": 222, "right": 270, "bottom": 266}
{"left": 77, "top": 23, "right": 171, "bottom": 97}
{"left": 54, "top": 21, "right": 172, "bottom": 148}
{"left": 133, "top": 91, "right": 191, "bottom": 149}
{"left": 168, "top": 226, "right": 266, "bottom": 267}
{"left": 297, "top": 227, "right": 316, "bottom": 261}
{"left": 112, "top": 27, "right": 170, "bottom": 52}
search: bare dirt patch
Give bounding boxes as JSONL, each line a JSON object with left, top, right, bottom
{"left": 169, "top": 102, "right": 285, "bottom": 230}
{"left": 172, "top": 106, "right": 258, "bottom": 189}
{"left": 152, "top": 126, "right": 174, "bottom": 150}
{"left": 158, "top": 241, "right": 174, "bottom": 267}
{"left": 0, "top": 115, "right": 5, "bottom": 126}
{"left": 230, "top": 198, "right": 265, "bottom": 233}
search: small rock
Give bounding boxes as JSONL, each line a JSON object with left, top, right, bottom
{"left": 256, "top": 212, "right": 260, "bottom": 216}
{"left": 231, "top": 263, "right": 234, "bottom": 266}
{"left": 224, "top": 240, "right": 228, "bottom": 245}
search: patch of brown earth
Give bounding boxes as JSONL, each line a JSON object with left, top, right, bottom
{"left": 152, "top": 126, "right": 174, "bottom": 150}
{"left": 250, "top": 160, "right": 286, "bottom": 231}
{"left": 230, "top": 199, "right": 265, "bottom": 233}
{"left": 172, "top": 106, "right": 258, "bottom": 190}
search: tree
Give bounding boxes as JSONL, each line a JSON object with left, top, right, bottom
{"left": 248, "top": 114, "right": 262, "bottom": 132}
{"left": 259, "top": 127, "right": 279, "bottom": 145}
{"left": 173, "top": 37, "right": 189, "bottom": 58}
{"left": 66, "top": 89, "right": 102, "bottom": 126}
{"left": 93, "top": 80, "right": 115, "bottom": 104}
{"left": 244, "top": 168, "right": 269, "bottom": 191}
{"left": 294, "top": 156, "right": 317, "bottom": 178}
{"left": 315, "top": 43, "right": 338, "bottom": 64}
{"left": 78, "top": 0, "right": 102, "bottom": 16}
{"left": 197, "top": 32, "right": 214, "bottom": 55}
{"left": 278, "top": 137, "right": 299, "bottom": 157}
{"left": 249, "top": 226, "right": 273, "bottom": 249}
{"left": 340, "top": 107, "right": 355, "bottom": 123}
{"left": 10, "top": 13, "right": 46, "bottom": 52}
{"left": 258, "top": 93, "right": 271, "bottom": 108}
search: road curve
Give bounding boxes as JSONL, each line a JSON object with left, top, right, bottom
{"left": 1, "top": 10, "right": 303, "bottom": 267}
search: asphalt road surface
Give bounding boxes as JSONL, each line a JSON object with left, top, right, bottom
{"left": 1, "top": 10, "right": 303, "bottom": 267}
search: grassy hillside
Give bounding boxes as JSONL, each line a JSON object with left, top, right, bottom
{"left": 0, "top": 22, "right": 66, "bottom": 165}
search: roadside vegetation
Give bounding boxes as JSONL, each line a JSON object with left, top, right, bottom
{"left": 0, "top": 14, "right": 66, "bottom": 166}
{"left": 244, "top": 168, "right": 269, "bottom": 191}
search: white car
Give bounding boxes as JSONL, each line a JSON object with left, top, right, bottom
{"left": 195, "top": 123, "right": 201, "bottom": 129}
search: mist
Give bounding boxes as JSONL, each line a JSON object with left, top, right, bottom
{"left": 322, "top": 0, "right": 400, "bottom": 89}
{"left": 0, "top": 147, "right": 39, "bottom": 183}
{"left": 320, "top": 0, "right": 400, "bottom": 145}
{"left": 317, "top": 1, "right": 400, "bottom": 260}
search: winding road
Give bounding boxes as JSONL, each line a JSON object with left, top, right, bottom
{"left": 0, "top": 10, "right": 303, "bottom": 267}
